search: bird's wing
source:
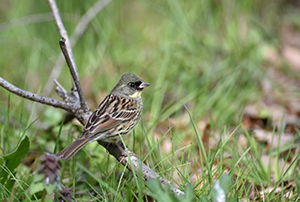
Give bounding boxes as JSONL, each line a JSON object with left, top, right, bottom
{"left": 82, "top": 94, "right": 139, "bottom": 138}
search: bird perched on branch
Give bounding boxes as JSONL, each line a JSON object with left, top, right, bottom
{"left": 57, "top": 73, "right": 150, "bottom": 160}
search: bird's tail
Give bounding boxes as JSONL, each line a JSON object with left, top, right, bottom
{"left": 57, "top": 138, "right": 91, "bottom": 160}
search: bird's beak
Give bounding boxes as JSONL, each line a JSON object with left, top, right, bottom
{"left": 139, "top": 81, "right": 150, "bottom": 89}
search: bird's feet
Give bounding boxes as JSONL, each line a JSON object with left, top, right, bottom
{"left": 119, "top": 151, "right": 137, "bottom": 164}
{"left": 116, "top": 143, "right": 137, "bottom": 164}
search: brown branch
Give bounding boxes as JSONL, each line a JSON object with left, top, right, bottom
{"left": 58, "top": 37, "right": 83, "bottom": 105}
{"left": 43, "top": 0, "right": 112, "bottom": 98}
{"left": 0, "top": 77, "right": 90, "bottom": 125}
{"left": 99, "top": 141, "right": 185, "bottom": 196}
{"left": 0, "top": 77, "right": 78, "bottom": 112}
{"left": 47, "top": 0, "right": 88, "bottom": 111}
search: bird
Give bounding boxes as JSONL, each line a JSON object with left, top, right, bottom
{"left": 57, "top": 73, "right": 150, "bottom": 160}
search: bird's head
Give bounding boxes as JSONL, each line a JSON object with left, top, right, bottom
{"left": 111, "top": 73, "right": 150, "bottom": 98}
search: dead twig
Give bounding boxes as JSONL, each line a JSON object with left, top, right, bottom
{"left": 47, "top": 0, "right": 88, "bottom": 111}
{"left": 0, "top": 77, "right": 78, "bottom": 112}
{"left": 42, "top": 0, "right": 112, "bottom": 97}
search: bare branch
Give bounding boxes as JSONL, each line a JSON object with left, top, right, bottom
{"left": 47, "top": 0, "right": 88, "bottom": 110}
{"left": 54, "top": 79, "right": 68, "bottom": 95}
{"left": 43, "top": 0, "right": 112, "bottom": 100}
{"left": 54, "top": 79, "right": 80, "bottom": 106}
{"left": 0, "top": 77, "right": 79, "bottom": 112}
{"left": 99, "top": 141, "right": 185, "bottom": 197}
{"left": 58, "top": 37, "right": 83, "bottom": 104}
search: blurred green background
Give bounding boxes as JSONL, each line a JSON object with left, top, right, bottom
{"left": 1, "top": 0, "right": 300, "bottom": 201}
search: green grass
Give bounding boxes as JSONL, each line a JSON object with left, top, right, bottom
{"left": 1, "top": 0, "right": 300, "bottom": 201}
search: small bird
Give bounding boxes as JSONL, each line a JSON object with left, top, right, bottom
{"left": 57, "top": 73, "right": 149, "bottom": 160}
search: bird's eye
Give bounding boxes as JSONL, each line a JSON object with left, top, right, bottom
{"left": 129, "top": 82, "right": 135, "bottom": 88}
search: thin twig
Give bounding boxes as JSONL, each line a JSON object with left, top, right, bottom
{"left": 42, "top": 0, "right": 112, "bottom": 98}
{"left": 54, "top": 79, "right": 68, "bottom": 95}
{"left": 47, "top": 0, "right": 88, "bottom": 110}
{"left": 0, "top": 77, "right": 78, "bottom": 112}
{"left": 59, "top": 37, "right": 83, "bottom": 105}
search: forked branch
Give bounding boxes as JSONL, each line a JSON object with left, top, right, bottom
{"left": 47, "top": 0, "right": 88, "bottom": 111}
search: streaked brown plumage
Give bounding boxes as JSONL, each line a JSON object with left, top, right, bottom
{"left": 57, "top": 73, "right": 149, "bottom": 160}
